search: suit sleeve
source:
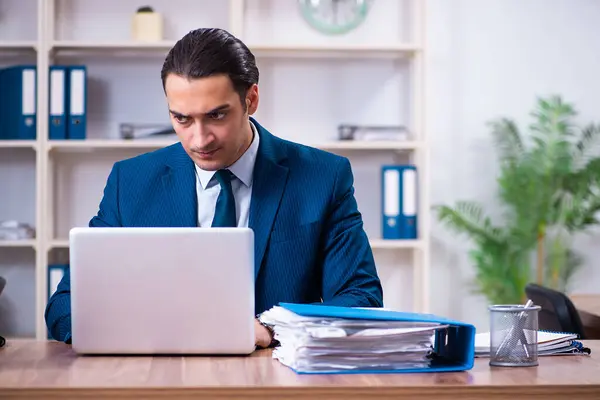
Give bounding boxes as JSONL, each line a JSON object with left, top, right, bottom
{"left": 44, "top": 163, "right": 122, "bottom": 343}
{"left": 89, "top": 162, "right": 123, "bottom": 228}
{"left": 319, "top": 157, "right": 384, "bottom": 308}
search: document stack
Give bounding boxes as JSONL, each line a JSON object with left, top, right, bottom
{"left": 474, "top": 330, "right": 592, "bottom": 357}
{"left": 259, "top": 303, "right": 476, "bottom": 374}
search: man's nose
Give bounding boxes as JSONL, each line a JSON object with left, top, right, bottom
{"left": 190, "top": 122, "right": 213, "bottom": 148}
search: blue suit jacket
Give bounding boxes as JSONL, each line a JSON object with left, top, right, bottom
{"left": 45, "top": 118, "right": 384, "bottom": 342}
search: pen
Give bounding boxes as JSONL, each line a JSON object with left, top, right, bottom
{"left": 495, "top": 299, "right": 533, "bottom": 358}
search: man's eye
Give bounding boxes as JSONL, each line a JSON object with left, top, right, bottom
{"left": 175, "top": 116, "right": 189, "bottom": 124}
{"left": 209, "top": 112, "right": 226, "bottom": 120}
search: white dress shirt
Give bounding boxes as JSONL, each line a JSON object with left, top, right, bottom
{"left": 194, "top": 121, "right": 260, "bottom": 228}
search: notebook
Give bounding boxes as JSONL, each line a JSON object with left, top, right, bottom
{"left": 474, "top": 330, "right": 591, "bottom": 357}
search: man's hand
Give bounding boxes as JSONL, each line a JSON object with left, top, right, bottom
{"left": 254, "top": 318, "right": 273, "bottom": 349}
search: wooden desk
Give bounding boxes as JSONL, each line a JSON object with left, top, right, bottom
{"left": 1, "top": 339, "right": 599, "bottom": 399}
{"left": 572, "top": 294, "right": 600, "bottom": 339}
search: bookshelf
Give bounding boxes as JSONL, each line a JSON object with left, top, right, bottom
{"left": 0, "top": 0, "right": 429, "bottom": 340}
{"left": 46, "top": 139, "right": 424, "bottom": 151}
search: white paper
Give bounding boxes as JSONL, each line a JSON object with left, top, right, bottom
{"left": 474, "top": 330, "right": 582, "bottom": 357}
{"left": 259, "top": 306, "right": 449, "bottom": 373}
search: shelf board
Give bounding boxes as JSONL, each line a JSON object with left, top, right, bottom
{"left": 249, "top": 43, "right": 421, "bottom": 59}
{"left": 0, "top": 239, "right": 36, "bottom": 249}
{"left": 0, "top": 140, "right": 38, "bottom": 149}
{"left": 50, "top": 40, "right": 420, "bottom": 59}
{"left": 48, "top": 139, "right": 420, "bottom": 152}
{"left": 369, "top": 239, "right": 422, "bottom": 250}
{"left": 51, "top": 40, "right": 175, "bottom": 50}
{"left": 48, "top": 139, "right": 178, "bottom": 151}
{"left": 0, "top": 41, "right": 36, "bottom": 50}
{"left": 48, "top": 240, "right": 69, "bottom": 250}
{"left": 316, "top": 141, "right": 422, "bottom": 151}
{"left": 49, "top": 238, "right": 420, "bottom": 250}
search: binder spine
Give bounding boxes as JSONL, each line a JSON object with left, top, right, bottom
{"left": 67, "top": 66, "right": 87, "bottom": 140}
{"left": 381, "top": 165, "right": 418, "bottom": 239}
{"left": 0, "top": 66, "right": 37, "bottom": 140}
{"left": 0, "top": 68, "right": 4, "bottom": 140}
{"left": 21, "top": 68, "right": 37, "bottom": 140}
{"left": 49, "top": 66, "right": 67, "bottom": 140}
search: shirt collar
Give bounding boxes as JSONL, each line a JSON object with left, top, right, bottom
{"left": 195, "top": 120, "right": 260, "bottom": 189}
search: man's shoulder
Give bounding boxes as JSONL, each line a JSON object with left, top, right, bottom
{"left": 114, "top": 142, "right": 185, "bottom": 172}
{"left": 274, "top": 135, "right": 349, "bottom": 172}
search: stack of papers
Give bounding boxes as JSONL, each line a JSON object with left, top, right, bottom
{"left": 474, "top": 330, "right": 591, "bottom": 357}
{"left": 259, "top": 305, "right": 449, "bottom": 373}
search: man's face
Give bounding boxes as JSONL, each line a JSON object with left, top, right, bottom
{"left": 164, "top": 73, "right": 259, "bottom": 171}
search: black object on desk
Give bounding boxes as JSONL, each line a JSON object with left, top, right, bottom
{"left": 525, "top": 283, "right": 587, "bottom": 339}
{"left": 0, "top": 276, "right": 5, "bottom": 347}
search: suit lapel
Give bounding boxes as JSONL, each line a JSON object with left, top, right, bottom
{"left": 160, "top": 124, "right": 289, "bottom": 277}
{"left": 162, "top": 144, "right": 197, "bottom": 227}
{"left": 249, "top": 118, "right": 289, "bottom": 279}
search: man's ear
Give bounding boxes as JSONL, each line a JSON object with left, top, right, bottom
{"left": 246, "top": 84, "right": 259, "bottom": 115}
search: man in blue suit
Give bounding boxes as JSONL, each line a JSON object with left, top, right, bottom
{"left": 45, "top": 28, "right": 383, "bottom": 349}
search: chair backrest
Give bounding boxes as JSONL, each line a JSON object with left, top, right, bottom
{"left": 525, "top": 283, "right": 587, "bottom": 339}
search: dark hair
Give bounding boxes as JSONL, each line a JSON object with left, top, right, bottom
{"left": 161, "top": 28, "right": 259, "bottom": 105}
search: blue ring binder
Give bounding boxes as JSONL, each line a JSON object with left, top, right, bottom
{"left": 269, "top": 303, "right": 476, "bottom": 374}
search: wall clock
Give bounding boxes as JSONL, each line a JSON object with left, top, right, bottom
{"left": 298, "top": 0, "right": 373, "bottom": 35}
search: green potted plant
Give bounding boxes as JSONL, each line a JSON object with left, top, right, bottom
{"left": 434, "top": 95, "right": 600, "bottom": 304}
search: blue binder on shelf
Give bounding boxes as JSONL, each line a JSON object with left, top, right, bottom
{"left": 277, "top": 303, "right": 476, "bottom": 374}
{"left": 381, "top": 165, "right": 418, "bottom": 239}
{"left": 66, "top": 65, "right": 87, "bottom": 140}
{"left": 47, "top": 263, "right": 68, "bottom": 340}
{"left": 48, "top": 65, "right": 68, "bottom": 140}
{"left": 0, "top": 65, "right": 37, "bottom": 140}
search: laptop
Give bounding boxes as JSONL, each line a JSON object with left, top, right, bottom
{"left": 68, "top": 226, "right": 256, "bottom": 355}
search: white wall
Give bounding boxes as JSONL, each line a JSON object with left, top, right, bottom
{"left": 427, "top": 0, "right": 600, "bottom": 331}
{"left": 2, "top": 0, "right": 600, "bottom": 336}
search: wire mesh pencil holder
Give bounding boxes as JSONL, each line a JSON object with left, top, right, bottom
{"left": 488, "top": 304, "right": 541, "bottom": 367}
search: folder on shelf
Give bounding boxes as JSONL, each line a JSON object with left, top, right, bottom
{"left": 0, "top": 68, "right": 3, "bottom": 140}
{"left": 0, "top": 65, "right": 37, "bottom": 140}
{"left": 48, "top": 65, "right": 68, "bottom": 140}
{"left": 66, "top": 65, "right": 87, "bottom": 140}
{"left": 259, "top": 303, "right": 475, "bottom": 374}
{"left": 381, "top": 165, "right": 418, "bottom": 239}
{"left": 47, "top": 263, "right": 67, "bottom": 300}
{"left": 47, "top": 263, "right": 68, "bottom": 340}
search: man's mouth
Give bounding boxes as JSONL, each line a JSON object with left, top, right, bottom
{"left": 195, "top": 148, "right": 219, "bottom": 158}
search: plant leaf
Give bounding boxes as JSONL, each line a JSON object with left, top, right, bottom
{"left": 488, "top": 118, "right": 524, "bottom": 167}
{"left": 572, "top": 123, "right": 600, "bottom": 171}
{"left": 435, "top": 95, "right": 600, "bottom": 305}
{"left": 433, "top": 202, "right": 505, "bottom": 245}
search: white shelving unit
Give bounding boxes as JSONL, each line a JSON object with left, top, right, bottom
{"left": 46, "top": 139, "right": 424, "bottom": 151}
{"left": 0, "top": 0, "right": 429, "bottom": 340}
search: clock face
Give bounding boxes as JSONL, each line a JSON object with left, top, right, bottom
{"left": 298, "top": 0, "right": 372, "bottom": 35}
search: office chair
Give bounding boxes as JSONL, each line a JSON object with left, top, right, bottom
{"left": 0, "top": 277, "right": 5, "bottom": 347}
{"left": 525, "top": 283, "right": 587, "bottom": 339}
